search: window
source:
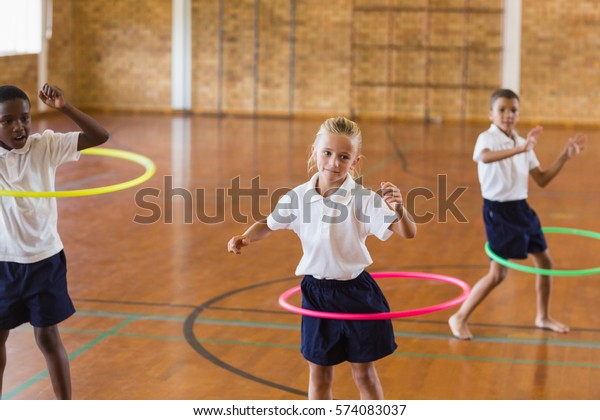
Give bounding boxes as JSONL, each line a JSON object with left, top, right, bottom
{"left": 0, "top": 0, "right": 42, "bottom": 56}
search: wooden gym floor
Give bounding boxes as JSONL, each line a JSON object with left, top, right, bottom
{"left": 2, "top": 113, "right": 599, "bottom": 400}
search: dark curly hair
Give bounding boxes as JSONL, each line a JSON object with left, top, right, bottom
{"left": 0, "top": 85, "right": 31, "bottom": 106}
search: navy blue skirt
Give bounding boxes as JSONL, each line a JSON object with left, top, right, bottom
{"left": 300, "top": 271, "right": 397, "bottom": 366}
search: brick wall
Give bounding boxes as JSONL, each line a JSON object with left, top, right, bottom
{"left": 47, "top": 0, "right": 75, "bottom": 102}
{"left": 191, "top": 0, "right": 220, "bottom": 113}
{"left": 190, "top": 0, "right": 499, "bottom": 120}
{"left": 521, "top": 1, "right": 600, "bottom": 125}
{"left": 0, "top": 55, "right": 38, "bottom": 111}
{"left": 70, "top": 0, "right": 172, "bottom": 112}
{"left": 1, "top": 0, "right": 599, "bottom": 125}
{"left": 294, "top": 0, "right": 352, "bottom": 117}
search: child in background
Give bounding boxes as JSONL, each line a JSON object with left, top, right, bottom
{"left": 228, "top": 116, "right": 416, "bottom": 399}
{"left": 0, "top": 84, "right": 109, "bottom": 398}
{"left": 449, "top": 89, "right": 586, "bottom": 340}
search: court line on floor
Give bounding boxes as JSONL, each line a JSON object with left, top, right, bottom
{"left": 9, "top": 252, "right": 598, "bottom": 400}
{"left": 15, "top": 307, "right": 600, "bottom": 352}
{"left": 71, "top": 309, "right": 600, "bottom": 349}
{"left": 205, "top": 305, "right": 600, "bottom": 334}
{"left": 3, "top": 317, "right": 136, "bottom": 400}
{"left": 7, "top": 309, "right": 600, "bottom": 399}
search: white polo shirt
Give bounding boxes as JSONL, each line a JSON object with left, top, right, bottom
{"left": 267, "top": 173, "right": 397, "bottom": 280}
{"left": 473, "top": 124, "right": 540, "bottom": 202}
{"left": 0, "top": 130, "right": 80, "bottom": 263}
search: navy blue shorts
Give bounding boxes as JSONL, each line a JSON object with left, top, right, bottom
{"left": 300, "top": 271, "right": 397, "bottom": 366}
{"left": 0, "top": 250, "right": 75, "bottom": 329}
{"left": 483, "top": 199, "right": 547, "bottom": 260}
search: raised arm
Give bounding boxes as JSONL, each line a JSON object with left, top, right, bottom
{"left": 478, "top": 126, "right": 543, "bottom": 163}
{"left": 380, "top": 181, "right": 417, "bottom": 239}
{"left": 38, "top": 83, "right": 109, "bottom": 151}
{"left": 227, "top": 220, "right": 274, "bottom": 254}
{"left": 529, "top": 133, "right": 587, "bottom": 187}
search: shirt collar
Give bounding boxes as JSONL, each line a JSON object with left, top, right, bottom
{"left": 306, "top": 172, "right": 357, "bottom": 205}
{"left": 490, "top": 123, "right": 519, "bottom": 141}
{"left": 0, "top": 137, "right": 32, "bottom": 156}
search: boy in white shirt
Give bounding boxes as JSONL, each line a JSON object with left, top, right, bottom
{"left": 449, "top": 89, "right": 586, "bottom": 340}
{"left": 0, "top": 84, "right": 109, "bottom": 399}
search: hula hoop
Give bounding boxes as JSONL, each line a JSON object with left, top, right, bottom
{"left": 278, "top": 271, "right": 471, "bottom": 320}
{"left": 485, "top": 226, "right": 600, "bottom": 276}
{"left": 0, "top": 148, "right": 156, "bottom": 198}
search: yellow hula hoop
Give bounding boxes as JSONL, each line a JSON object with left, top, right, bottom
{"left": 0, "top": 148, "right": 156, "bottom": 198}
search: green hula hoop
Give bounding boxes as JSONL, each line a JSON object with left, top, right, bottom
{"left": 484, "top": 226, "right": 600, "bottom": 276}
{"left": 0, "top": 148, "right": 156, "bottom": 198}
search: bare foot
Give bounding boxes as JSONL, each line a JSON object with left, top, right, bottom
{"left": 449, "top": 314, "right": 473, "bottom": 340}
{"left": 535, "top": 317, "right": 570, "bottom": 334}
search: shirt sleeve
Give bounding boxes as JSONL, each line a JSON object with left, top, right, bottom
{"left": 528, "top": 149, "right": 540, "bottom": 170}
{"left": 514, "top": 135, "right": 541, "bottom": 170}
{"left": 42, "top": 130, "right": 81, "bottom": 166}
{"left": 473, "top": 132, "right": 491, "bottom": 162}
{"left": 266, "top": 189, "right": 298, "bottom": 231}
{"left": 362, "top": 192, "right": 396, "bottom": 241}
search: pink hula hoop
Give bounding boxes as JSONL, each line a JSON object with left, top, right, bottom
{"left": 278, "top": 271, "right": 471, "bottom": 320}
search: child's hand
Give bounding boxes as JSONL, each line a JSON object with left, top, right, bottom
{"left": 380, "top": 181, "right": 404, "bottom": 212}
{"left": 523, "top": 125, "right": 543, "bottom": 152}
{"left": 564, "top": 133, "right": 587, "bottom": 159}
{"left": 38, "top": 84, "right": 68, "bottom": 109}
{"left": 228, "top": 235, "right": 249, "bottom": 254}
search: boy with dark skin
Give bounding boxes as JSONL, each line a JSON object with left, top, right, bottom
{"left": 0, "top": 84, "right": 109, "bottom": 399}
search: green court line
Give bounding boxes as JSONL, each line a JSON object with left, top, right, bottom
{"left": 116, "top": 332, "right": 298, "bottom": 350}
{"left": 77, "top": 311, "right": 600, "bottom": 348}
{"left": 60, "top": 324, "right": 600, "bottom": 350}
{"left": 7, "top": 309, "right": 600, "bottom": 399}
{"left": 74, "top": 309, "right": 600, "bottom": 349}
{"left": 19, "top": 326, "right": 599, "bottom": 370}
{"left": 67, "top": 317, "right": 137, "bottom": 360}
{"left": 393, "top": 331, "right": 600, "bottom": 349}
{"left": 76, "top": 309, "right": 301, "bottom": 329}
{"left": 3, "top": 317, "right": 135, "bottom": 400}
{"left": 36, "top": 309, "right": 600, "bottom": 350}
{"left": 117, "top": 333, "right": 600, "bottom": 368}
{"left": 392, "top": 351, "right": 600, "bottom": 369}
{"left": 87, "top": 330, "right": 600, "bottom": 369}
{"left": 77, "top": 309, "right": 185, "bottom": 321}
